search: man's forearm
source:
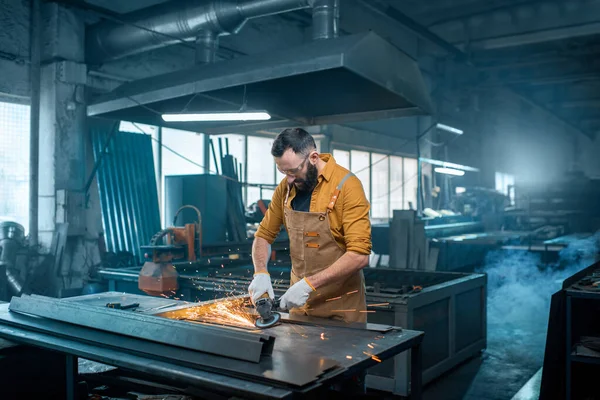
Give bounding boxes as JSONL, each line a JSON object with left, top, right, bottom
{"left": 307, "top": 251, "right": 369, "bottom": 289}
{"left": 252, "top": 236, "right": 271, "bottom": 274}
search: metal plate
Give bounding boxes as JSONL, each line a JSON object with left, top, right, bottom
{"left": 0, "top": 307, "right": 341, "bottom": 388}
{"left": 0, "top": 312, "right": 293, "bottom": 400}
{"left": 9, "top": 295, "right": 274, "bottom": 363}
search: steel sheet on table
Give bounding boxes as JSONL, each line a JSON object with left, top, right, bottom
{"left": 0, "top": 305, "right": 341, "bottom": 388}
{"left": 9, "top": 295, "right": 274, "bottom": 363}
{"left": 0, "top": 314, "right": 293, "bottom": 399}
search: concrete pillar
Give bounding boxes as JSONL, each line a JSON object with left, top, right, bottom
{"left": 38, "top": 3, "right": 101, "bottom": 294}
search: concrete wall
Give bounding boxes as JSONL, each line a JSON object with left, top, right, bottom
{"left": 0, "top": 0, "right": 30, "bottom": 99}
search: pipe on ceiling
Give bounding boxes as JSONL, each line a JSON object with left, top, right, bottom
{"left": 312, "top": 0, "right": 339, "bottom": 40}
{"left": 86, "top": 0, "right": 314, "bottom": 65}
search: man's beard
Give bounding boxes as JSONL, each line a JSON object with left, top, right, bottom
{"left": 294, "top": 162, "right": 318, "bottom": 192}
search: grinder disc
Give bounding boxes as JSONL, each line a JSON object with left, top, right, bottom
{"left": 254, "top": 311, "right": 281, "bottom": 328}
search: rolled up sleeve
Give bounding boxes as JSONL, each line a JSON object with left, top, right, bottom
{"left": 254, "top": 181, "right": 286, "bottom": 244}
{"left": 341, "top": 176, "right": 372, "bottom": 255}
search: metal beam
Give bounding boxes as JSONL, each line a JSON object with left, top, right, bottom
{"left": 367, "top": 1, "right": 594, "bottom": 141}
{"left": 475, "top": 58, "right": 600, "bottom": 87}
{"left": 460, "top": 22, "right": 600, "bottom": 51}
{"left": 428, "top": 0, "right": 600, "bottom": 51}
{"left": 509, "top": 88, "right": 595, "bottom": 140}
{"left": 555, "top": 99, "right": 600, "bottom": 109}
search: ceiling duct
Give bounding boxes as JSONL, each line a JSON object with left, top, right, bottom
{"left": 86, "top": 0, "right": 433, "bottom": 132}
{"left": 87, "top": 31, "right": 434, "bottom": 132}
{"left": 86, "top": 0, "right": 313, "bottom": 64}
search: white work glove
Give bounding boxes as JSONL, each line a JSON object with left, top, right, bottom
{"left": 279, "top": 278, "right": 315, "bottom": 310}
{"left": 248, "top": 272, "right": 275, "bottom": 304}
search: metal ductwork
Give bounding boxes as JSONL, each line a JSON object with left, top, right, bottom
{"left": 87, "top": 31, "right": 434, "bottom": 133}
{"left": 312, "top": 0, "right": 339, "bottom": 40}
{"left": 86, "top": 0, "right": 314, "bottom": 64}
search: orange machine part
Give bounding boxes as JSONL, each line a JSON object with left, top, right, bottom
{"left": 138, "top": 261, "right": 179, "bottom": 296}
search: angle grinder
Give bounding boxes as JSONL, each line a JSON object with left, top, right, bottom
{"left": 254, "top": 293, "right": 281, "bottom": 329}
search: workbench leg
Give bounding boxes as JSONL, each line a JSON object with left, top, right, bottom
{"left": 66, "top": 354, "right": 78, "bottom": 400}
{"left": 410, "top": 343, "right": 422, "bottom": 400}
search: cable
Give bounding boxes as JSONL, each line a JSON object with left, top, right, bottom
{"left": 128, "top": 122, "right": 274, "bottom": 188}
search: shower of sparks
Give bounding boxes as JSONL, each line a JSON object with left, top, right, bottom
{"left": 325, "top": 296, "right": 342, "bottom": 302}
{"left": 168, "top": 298, "right": 255, "bottom": 329}
{"left": 346, "top": 290, "right": 359, "bottom": 295}
{"left": 367, "top": 303, "right": 389, "bottom": 307}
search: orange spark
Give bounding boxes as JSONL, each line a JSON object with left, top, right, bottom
{"left": 346, "top": 355, "right": 353, "bottom": 360}
{"left": 326, "top": 296, "right": 342, "bottom": 302}
{"left": 346, "top": 290, "right": 359, "bottom": 295}
{"left": 168, "top": 298, "right": 255, "bottom": 328}
{"left": 371, "top": 355, "right": 382, "bottom": 363}
{"left": 367, "top": 303, "right": 390, "bottom": 307}
{"left": 367, "top": 344, "right": 374, "bottom": 349}
{"left": 320, "top": 333, "right": 326, "bottom": 340}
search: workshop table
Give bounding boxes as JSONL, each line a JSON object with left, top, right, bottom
{"left": 0, "top": 292, "right": 425, "bottom": 399}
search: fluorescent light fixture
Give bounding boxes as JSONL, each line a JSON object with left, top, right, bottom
{"left": 162, "top": 111, "right": 271, "bottom": 122}
{"left": 436, "top": 123, "right": 463, "bottom": 135}
{"left": 435, "top": 167, "right": 465, "bottom": 176}
{"left": 455, "top": 186, "right": 466, "bottom": 194}
{"left": 419, "top": 157, "right": 479, "bottom": 172}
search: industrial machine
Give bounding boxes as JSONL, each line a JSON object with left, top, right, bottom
{"left": 0, "top": 221, "right": 29, "bottom": 300}
{"left": 138, "top": 205, "right": 201, "bottom": 295}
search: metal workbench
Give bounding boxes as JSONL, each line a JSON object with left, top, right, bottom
{"left": 0, "top": 292, "right": 424, "bottom": 400}
{"left": 99, "top": 266, "right": 486, "bottom": 396}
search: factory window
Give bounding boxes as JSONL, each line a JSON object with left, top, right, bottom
{"left": 247, "top": 136, "right": 276, "bottom": 206}
{"left": 0, "top": 101, "right": 30, "bottom": 230}
{"left": 333, "top": 149, "right": 350, "bottom": 169}
{"left": 161, "top": 128, "right": 205, "bottom": 176}
{"left": 403, "top": 158, "right": 418, "bottom": 210}
{"left": 389, "top": 156, "right": 404, "bottom": 217}
{"left": 495, "top": 171, "right": 515, "bottom": 204}
{"left": 371, "top": 153, "right": 389, "bottom": 219}
{"left": 332, "top": 148, "right": 418, "bottom": 218}
{"left": 351, "top": 150, "right": 371, "bottom": 202}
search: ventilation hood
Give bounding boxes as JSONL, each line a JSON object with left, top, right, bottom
{"left": 87, "top": 32, "right": 434, "bottom": 133}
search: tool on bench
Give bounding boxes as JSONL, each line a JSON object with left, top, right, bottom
{"left": 254, "top": 293, "right": 282, "bottom": 329}
{"left": 138, "top": 205, "right": 202, "bottom": 296}
{"left": 106, "top": 302, "right": 139, "bottom": 310}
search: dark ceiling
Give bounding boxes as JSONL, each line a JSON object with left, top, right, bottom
{"left": 81, "top": 0, "right": 600, "bottom": 138}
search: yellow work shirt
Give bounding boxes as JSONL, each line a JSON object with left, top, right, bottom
{"left": 255, "top": 153, "right": 372, "bottom": 255}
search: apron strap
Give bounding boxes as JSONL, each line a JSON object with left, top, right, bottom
{"left": 284, "top": 184, "right": 291, "bottom": 207}
{"left": 326, "top": 172, "right": 355, "bottom": 212}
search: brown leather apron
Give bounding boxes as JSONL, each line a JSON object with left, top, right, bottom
{"left": 283, "top": 172, "right": 367, "bottom": 323}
